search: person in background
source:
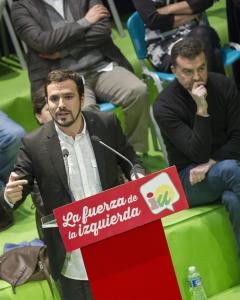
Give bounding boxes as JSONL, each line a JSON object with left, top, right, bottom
{"left": 32, "top": 86, "right": 52, "bottom": 125}
{"left": 153, "top": 37, "right": 240, "bottom": 255}
{"left": 132, "top": 0, "right": 224, "bottom": 74}
{"left": 2, "top": 69, "right": 145, "bottom": 300}
{"left": 0, "top": 112, "right": 25, "bottom": 231}
{"left": 11, "top": 0, "right": 150, "bottom": 154}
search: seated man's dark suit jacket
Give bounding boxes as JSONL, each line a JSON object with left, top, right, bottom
{"left": 11, "top": 0, "right": 133, "bottom": 92}
{"left": 0, "top": 111, "right": 143, "bottom": 280}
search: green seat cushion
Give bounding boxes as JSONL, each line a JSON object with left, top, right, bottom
{"left": 207, "top": 0, "right": 228, "bottom": 45}
{"left": 162, "top": 205, "right": 240, "bottom": 299}
{"left": 209, "top": 285, "right": 240, "bottom": 300}
{"left": 0, "top": 279, "right": 60, "bottom": 300}
{"left": 0, "top": 196, "right": 38, "bottom": 250}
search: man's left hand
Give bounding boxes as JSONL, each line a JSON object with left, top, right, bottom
{"left": 189, "top": 159, "right": 216, "bottom": 185}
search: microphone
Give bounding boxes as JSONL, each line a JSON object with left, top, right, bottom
{"left": 91, "top": 135, "right": 139, "bottom": 179}
{"left": 62, "top": 148, "right": 69, "bottom": 157}
{"left": 62, "top": 148, "right": 74, "bottom": 201}
{"left": 62, "top": 148, "right": 70, "bottom": 186}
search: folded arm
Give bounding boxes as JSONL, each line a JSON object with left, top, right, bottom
{"left": 61, "top": 19, "right": 112, "bottom": 59}
{"left": 132, "top": 0, "right": 214, "bottom": 31}
{"left": 11, "top": 1, "right": 111, "bottom": 54}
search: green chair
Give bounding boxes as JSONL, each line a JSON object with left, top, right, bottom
{"left": 163, "top": 205, "right": 240, "bottom": 299}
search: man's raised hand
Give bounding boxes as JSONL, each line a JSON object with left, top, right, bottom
{"left": 5, "top": 172, "right": 28, "bottom": 205}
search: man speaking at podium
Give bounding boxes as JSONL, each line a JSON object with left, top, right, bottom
{"left": 1, "top": 70, "right": 145, "bottom": 300}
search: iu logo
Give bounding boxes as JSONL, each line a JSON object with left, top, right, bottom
{"left": 140, "top": 172, "right": 180, "bottom": 214}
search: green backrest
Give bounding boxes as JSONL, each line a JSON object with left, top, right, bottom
{"left": 207, "top": 0, "right": 228, "bottom": 45}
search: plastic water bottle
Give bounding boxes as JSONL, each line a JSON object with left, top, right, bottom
{"left": 188, "top": 266, "right": 207, "bottom": 300}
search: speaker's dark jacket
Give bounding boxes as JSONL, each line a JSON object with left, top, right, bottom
{"left": 0, "top": 111, "right": 144, "bottom": 280}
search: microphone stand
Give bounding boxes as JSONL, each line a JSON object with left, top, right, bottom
{"left": 92, "top": 136, "right": 139, "bottom": 180}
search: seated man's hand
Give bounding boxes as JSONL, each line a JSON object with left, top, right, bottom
{"left": 189, "top": 82, "right": 209, "bottom": 117}
{"left": 5, "top": 172, "right": 28, "bottom": 205}
{"left": 85, "top": 4, "right": 109, "bottom": 24}
{"left": 189, "top": 159, "right": 216, "bottom": 185}
{"left": 190, "top": 81, "right": 207, "bottom": 101}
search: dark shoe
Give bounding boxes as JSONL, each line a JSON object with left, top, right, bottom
{"left": 0, "top": 207, "right": 13, "bottom": 232}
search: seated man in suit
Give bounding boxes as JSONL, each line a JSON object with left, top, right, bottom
{"left": 0, "top": 112, "right": 25, "bottom": 231}
{"left": 2, "top": 69, "right": 145, "bottom": 300}
{"left": 153, "top": 37, "right": 240, "bottom": 255}
{"left": 11, "top": 0, "right": 149, "bottom": 154}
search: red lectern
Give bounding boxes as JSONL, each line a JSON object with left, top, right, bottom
{"left": 53, "top": 166, "right": 188, "bottom": 299}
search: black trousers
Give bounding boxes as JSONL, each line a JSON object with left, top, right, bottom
{"left": 58, "top": 275, "right": 94, "bottom": 300}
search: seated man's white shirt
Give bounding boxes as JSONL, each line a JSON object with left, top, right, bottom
{"left": 4, "top": 192, "right": 14, "bottom": 208}
{"left": 44, "top": 0, "right": 64, "bottom": 18}
{"left": 43, "top": 0, "right": 114, "bottom": 74}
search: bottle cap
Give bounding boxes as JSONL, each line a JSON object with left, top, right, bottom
{"left": 188, "top": 266, "right": 196, "bottom": 273}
